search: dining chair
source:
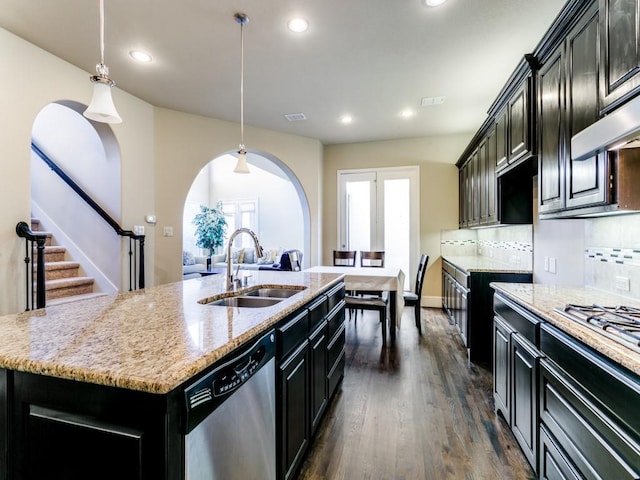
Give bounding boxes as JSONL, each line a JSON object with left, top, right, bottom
{"left": 344, "top": 293, "right": 389, "bottom": 344}
{"left": 359, "top": 251, "right": 385, "bottom": 267}
{"left": 333, "top": 250, "right": 357, "bottom": 267}
{"left": 403, "top": 254, "right": 429, "bottom": 334}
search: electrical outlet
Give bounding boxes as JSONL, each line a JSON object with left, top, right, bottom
{"left": 549, "top": 257, "right": 557, "bottom": 274}
{"left": 615, "top": 276, "right": 630, "bottom": 292}
{"left": 544, "top": 256, "right": 549, "bottom": 272}
{"left": 163, "top": 226, "right": 174, "bottom": 237}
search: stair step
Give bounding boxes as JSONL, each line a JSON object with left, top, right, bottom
{"left": 37, "top": 261, "right": 81, "bottom": 280}
{"left": 45, "top": 277, "right": 94, "bottom": 300}
{"left": 30, "top": 218, "right": 41, "bottom": 231}
{"left": 43, "top": 246, "right": 66, "bottom": 262}
{"left": 29, "top": 231, "right": 54, "bottom": 247}
{"left": 47, "top": 292, "right": 108, "bottom": 307}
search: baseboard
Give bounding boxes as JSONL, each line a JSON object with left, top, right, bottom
{"left": 421, "top": 296, "right": 442, "bottom": 309}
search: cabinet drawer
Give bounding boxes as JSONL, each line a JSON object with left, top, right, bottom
{"left": 443, "top": 261, "right": 455, "bottom": 276}
{"left": 327, "top": 323, "right": 346, "bottom": 370}
{"left": 326, "top": 283, "right": 345, "bottom": 313}
{"left": 539, "top": 425, "right": 581, "bottom": 480}
{"left": 327, "top": 349, "right": 345, "bottom": 399}
{"left": 540, "top": 323, "right": 640, "bottom": 440}
{"left": 454, "top": 269, "right": 469, "bottom": 289}
{"left": 494, "top": 294, "right": 540, "bottom": 346}
{"left": 277, "top": 310, "right": 309, "bottom": 360}
{"left": 308, "top": 295, "right": 328, "bottom": 332}
{"left": 326, "top": 301, "right": 345, "bottom": 339}
{"left": 540, "top": 358, "right": 640, "bottom": 479}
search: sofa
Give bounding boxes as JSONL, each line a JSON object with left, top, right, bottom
{"left": 183, "top": 248, "right": 303, "bottom": 279}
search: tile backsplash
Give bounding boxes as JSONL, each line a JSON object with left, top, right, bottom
{"left": 441, "top": 225, "right": 533, "bottom": 270}
{"left": 584, "top": 213, "right": 640, "bottom": 299}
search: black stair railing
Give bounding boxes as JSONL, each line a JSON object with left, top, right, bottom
{"left": 15, "top": 221, "right": 47, "bottom": 310}
{"left": 29, "top": 140, "right": 145, "bottom": 296}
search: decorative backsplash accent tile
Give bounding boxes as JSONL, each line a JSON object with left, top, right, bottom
{"left": 479, "top": 240, "right": 533, "bottom": 253}
{"left": 584, "top": 247, "right": 640, "bottom": 267}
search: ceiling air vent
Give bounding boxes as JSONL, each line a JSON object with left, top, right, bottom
{"left": 284, "top": 113, "right": 307, "bottom": 122}
{"left": 421, "top": 96, "right": 446, "bottom": 107}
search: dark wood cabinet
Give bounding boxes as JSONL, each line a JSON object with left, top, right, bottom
{"left": 511, "top": 333, "right": 541, "bottom": 469}
{"left": 538, "top": 47, "right": 566, "bottom": 215}
{"left": 495, "top": 107, "right": 509, "bottom": 172}
{"left": 309, "top": 321, "right": 328, "bottom": 434}
{"left": 539, "top": 425, "right": 582, "bottom": 480}
{"left": 279, "top": 341, "right": 310, "bottom": 480}
{"left": 486, "top": 127, "right": 498, "bottom": 223}
{"left": 508, "top": 80, "right": 532, "bottom": 164}
{"left": 600, "top": 0, "right": 640, "bottom": 111}
{"left": 493, "top": 316, "right": 513, "bottom": 423}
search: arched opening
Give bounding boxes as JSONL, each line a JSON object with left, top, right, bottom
{"left": 182, "top": 149, "right": 311, "bottom": 277}
{"left": 30, "top": 100, "right": 122, "bottom": 295}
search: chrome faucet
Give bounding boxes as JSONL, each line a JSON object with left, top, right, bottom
{"left": 226, "top": 228, "right": 264, "bottom": 290}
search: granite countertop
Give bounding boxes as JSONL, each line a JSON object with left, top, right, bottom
{"left": 443, "top": 255, "right": 532, "bottom": 274}
{"left": 0, "top": 271, "right": 343, "bottom": 394}
{"left": 491, "top": 282, "right": 640, "bottom": 376}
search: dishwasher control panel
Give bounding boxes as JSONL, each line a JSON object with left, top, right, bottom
{"left": 184, "top": 329, "right": 275, "bottom": 431}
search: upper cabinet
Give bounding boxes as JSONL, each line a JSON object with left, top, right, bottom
{"left": 508, "top": 80, "right": 532, "bottom": 164}
{"left": 600, "top": 0, "right": 640, "bottom": 111}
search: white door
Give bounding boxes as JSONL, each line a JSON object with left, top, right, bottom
{"left": 338, "top": 167, "right": 419, "bottom": 290}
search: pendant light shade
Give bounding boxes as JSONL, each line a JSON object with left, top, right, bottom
{"left": 234, "top": 148, "right": 250, "bottom": 174}
{"left": 83, "top": 0, "right": 122, "bottom": 124}
{"left": 234, "top": 13, "right": 250, "bottom": 173}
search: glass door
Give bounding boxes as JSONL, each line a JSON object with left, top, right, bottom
{"left": 338, "top": 167, "right": 419, "bottom": 290}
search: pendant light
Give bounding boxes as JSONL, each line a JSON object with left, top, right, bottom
{"left": 84, "top": 0, "right": 122, "bottom": 124}
{"left": 234, "top": 13, "right": 250, "bottom": 174}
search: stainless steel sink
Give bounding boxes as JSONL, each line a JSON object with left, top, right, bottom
{"left": 206, "top": 296, "right": 284, "bottom": 308}
{"left": 244, "top": 287, "right": 304, "bottom": 299}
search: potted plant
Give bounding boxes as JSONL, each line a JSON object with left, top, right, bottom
{"left": 192, "top": 202, "right": 228, "bottom": 258}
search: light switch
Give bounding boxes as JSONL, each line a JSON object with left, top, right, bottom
{"left": 544, "top": 256, "right": 549, "bottom": 272}
{"left": 549, "top": 257, "right": 557, "bottom": 274}
{"left": 163, "top": 226, "right": 174, "bottom": 237}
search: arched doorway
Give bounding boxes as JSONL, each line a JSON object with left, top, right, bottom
{"left": 182, "top": 150, "right": 310, "bottom": 272}
{"left": 30, "top": 100, "right": 122, "bottom": 294}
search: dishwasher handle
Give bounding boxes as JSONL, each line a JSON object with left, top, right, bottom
{"left": 183, "top": 329, "right": 275, "bottom": 433}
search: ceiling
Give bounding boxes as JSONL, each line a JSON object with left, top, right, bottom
{"left": 0, "top": 0, "right": 566, "bottom": 145}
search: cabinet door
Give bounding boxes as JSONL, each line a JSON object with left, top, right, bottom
{"left": 493, "top": 316, "right": 512, "bottom": 422}
{"left": 470, "top": 152, "right": 480, "bottom": 225}
{"left": 279, "top": 342, "right": 309, "bottom": 480}
{"left": 309, "top": 322, "right": 328, "bottom": 434}
{"left": 566, "top": 4, "right": 609, "bottom": 209}
{"left": 459, "top": 168, "right": 466, "bottom": 228}
{"left": 478, "top": 139, "right": 489, "bottom": 224}
{"left": 538, "top": 48, "right": 566, "bottom": 214}
{"left": 600, "top": 0, "right": 640, "bottom": 110}
{"left": 458, "top": 287, "right": 468, "bottom": 347}
{"left": 508, "top": 80, "right": 531, "bottom": 164}
{"left": 486, "top": 126, "right": 497, "bottom": 223}
{"left": 495, "top": 108, "right": 509, "bottom": 171}
{"left": 511, "top": 333, "right": 540, "bottom": 470}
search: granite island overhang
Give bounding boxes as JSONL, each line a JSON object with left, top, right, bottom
{"left": 0, "top": 270, "right": 344, "bottom": 394}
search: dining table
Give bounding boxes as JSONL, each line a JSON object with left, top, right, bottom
{"left": 305, "top": 265, "right": 405, "bottom": 341}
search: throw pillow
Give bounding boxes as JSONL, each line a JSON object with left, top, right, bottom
{"left": 231, "top": 248, "right": 244, "bottom": 264}
{"left": 183, "top": 251, "right": 196, "bottom": 266}
{"left": 243, "top": 248, "right": 255, "bottom": 264}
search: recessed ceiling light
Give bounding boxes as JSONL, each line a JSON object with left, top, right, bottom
{"left": 288, "top": 18, "right": 309, "bottom": 33}
{"left": 129, "top": 50, "right": 152, "bottom": 62}
{"left": 401, "top": 109, "right": 415, "bottom": 118}
{"left": 424, "top": 0, "right": 448, "bottom": 6}
{"left": 341, "top": 115, "right": 353, "bottom": 124}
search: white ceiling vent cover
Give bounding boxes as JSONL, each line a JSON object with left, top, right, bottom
{"left": 421, "top": 96, "right": 446, "bottom": 107}
{"left": 284, "top": 113, "right": 307, "bottom": 122}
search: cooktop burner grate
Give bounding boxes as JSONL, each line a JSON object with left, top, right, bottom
{"left": 555, "top": 304, "right": 640, "bottom": 352}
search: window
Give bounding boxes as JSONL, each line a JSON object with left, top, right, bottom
{"left": 221, "top": 199, "right": 259, "bottom": 248}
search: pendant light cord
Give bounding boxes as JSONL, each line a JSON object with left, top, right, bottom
{"left": 99, "top": 0, "right": 105, "bottom": 66}
{"left": 240, "top": 18, "right": 245, "bottom": 149}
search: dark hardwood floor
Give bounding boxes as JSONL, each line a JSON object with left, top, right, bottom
{"left": 297, "top": 307, "right": 535, "bottom": 480}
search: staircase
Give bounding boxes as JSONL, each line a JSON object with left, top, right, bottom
{"left": 31, "top": 218, "right": 99, "bottom": 306}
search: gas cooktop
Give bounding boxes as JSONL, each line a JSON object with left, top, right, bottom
{"left": 555, "top": 304, "right": 640, "bottom": 353}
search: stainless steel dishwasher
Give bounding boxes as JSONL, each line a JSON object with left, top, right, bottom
{"left": 184, "top": 329, "right": 276, "bottom": 480}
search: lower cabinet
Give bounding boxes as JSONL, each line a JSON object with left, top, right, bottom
{"left": 277, "top": 283, "right": 346, "bottom": 480}
{"left": 444, "top": 260, "right": 532, "bottom": 363}
{"left": 493, "top": 292, "right": 640, "bottom": 479}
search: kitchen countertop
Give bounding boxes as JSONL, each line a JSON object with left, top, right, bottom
{"left": 491, "top": 282, "right": 640, "bottom": 376}
{"left": 443, "top": 255, "right": 532, "bottom": 274}
{"left": 0, "top": 270, "right": 343, "bottom": 394}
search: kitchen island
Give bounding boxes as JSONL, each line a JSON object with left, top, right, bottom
{"left": 491, "top": 283, "right": 640, "bottom": 478}
{"left": 0, "top": 270, "right": 345, "bottom": 480}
